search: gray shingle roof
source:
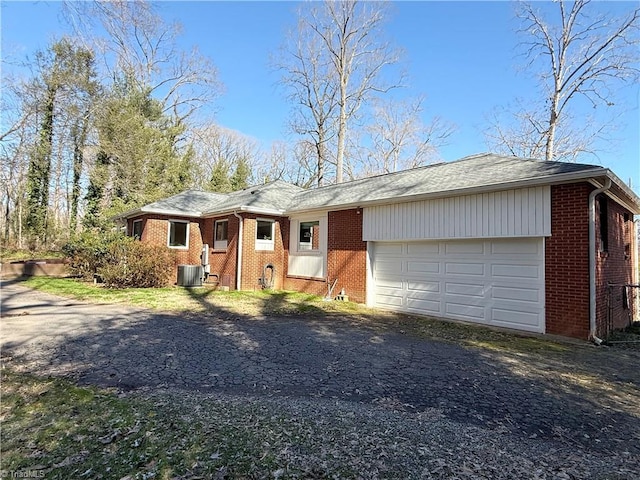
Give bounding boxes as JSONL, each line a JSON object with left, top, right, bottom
{"left": 127, "top": 180, "right": 305, "bottom": 218}
{"left": 286, "top": 153, "right": 607, "bottom": 212}
{"left": 140, "top": 190, "right": 227, "bottom": 216}
{"left": 202, "top": 180, "right": 304, "bottom": 215}
{"left": 123, "top": 153, "right": 639, "bottom": 219}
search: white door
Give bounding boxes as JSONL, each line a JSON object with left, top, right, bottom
{"left": 371, "top": 238, "right": 545, "bottom": 333}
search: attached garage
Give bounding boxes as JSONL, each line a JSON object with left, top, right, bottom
{"left": 363, "top": 185, "right": 551, "bottom": 334}
{"left": 370, "top": 238, "right": 545, "bottom": 333}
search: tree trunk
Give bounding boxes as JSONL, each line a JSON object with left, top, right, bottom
{"left": 70, "top": 115, "right": 89, "bottom": 233}
{"left": 26, "top": 83, "right": 56, "bottom": 243}
{"left": 545, "top": 92, "right": 560, "bottom": 162}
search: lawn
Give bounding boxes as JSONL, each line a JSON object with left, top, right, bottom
{"left": 20, "top": 277, "right": 361, "bottom": 318}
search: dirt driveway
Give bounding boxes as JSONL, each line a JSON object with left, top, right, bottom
{"left": 2, "top": 281, "right": 639, "bottom": 477}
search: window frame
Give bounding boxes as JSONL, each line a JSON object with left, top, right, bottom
{"left": 167, "top": 219, "right": 190, "bottom": 249}
{"left": 255, "top": 218, "right": 275, "bottom": 251}
{"left": 131, "top": 219, "right": 143, "bottom": 240}
{"left": 298, "top": 220, "right": 320, "bottom": 251}
{"left": 214, "top": 219, "right": 229, "bottom": 250}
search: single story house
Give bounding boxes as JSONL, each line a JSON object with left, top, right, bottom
{"left": 116, "top": 153, "right": 640, "bottom": 341}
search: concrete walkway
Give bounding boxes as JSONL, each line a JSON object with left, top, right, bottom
{"left": 2, "top": 281, "right": 638, "bottom": 455}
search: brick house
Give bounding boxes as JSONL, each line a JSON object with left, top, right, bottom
{"left": 117, "top": 153, "right": 640, "bottom": 341}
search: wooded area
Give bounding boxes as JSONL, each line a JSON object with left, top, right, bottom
{"left": 1, "top": 0, "right": 637, "bottom": 250}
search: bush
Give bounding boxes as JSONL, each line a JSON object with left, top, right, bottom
{"left": 99, "top": 241, "right": 174, "bottom": 288}
{"left": 62, "top": 231, "right": 125, "bottom": 280}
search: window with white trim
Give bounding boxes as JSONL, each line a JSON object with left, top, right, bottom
{"left": 256, "top": 219, "right": 275, "bottom": 251}
{"left": 168, "top": 220, "right": 189, "bottom": 249}
{"left": 298, "top": 220, "right": 320, "bottom": 251}
{"left": 214, "top": 220, "right": 228, "bottom": 250}
{"left": 131, "top": 219, "right": 143, "bottom": 240}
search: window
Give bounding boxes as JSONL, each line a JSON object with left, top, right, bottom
{"left": 168, "top": 220, "right": 189, "bottom": 248}
{"left": 299, "top": 220, "right": 320, "bottom": 251}
{"left": 214, "top": 220, "right": 228, "bottom": 250}
{"left": 256, "top": 219, "right": 275, "bottom": 251}
{"left": 131, "top": 220, "right": 143, "bottom": 240}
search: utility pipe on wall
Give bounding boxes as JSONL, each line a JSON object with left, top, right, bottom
{"left": 233, "top": 211, "right": 243, "bottom": 291}
{"left": 588, "top": 177, "right": 612, "bottom": 344}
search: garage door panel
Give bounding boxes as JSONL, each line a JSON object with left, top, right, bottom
{"left": 490, "top": 239, "right": 540, "bottom": 255}
{"left": 376, "top": 260, "right": 404, "bottom": 275}
{"left": 406, "top": 281, "right": 440, "bottom": 293}
{"left": 492, "top": 264, "right": 541, "bottom": 280}
{"left": 492, "top": 285, "right": 540, "bottom": 303}
{"left": 445, "top": 262, "right": 485, "bottom": 276}
{"left": 372, "top": 238, "right": 545, "bottom": 333}
{"left": 492, "top": 308, "right": 541, "bottom": 329}
{"left": 445, "top": 282, "right": 485, "bottom": 297}
{"left": 376, "top": 293, "right": 404, "bottom": 308}
{"left": 445, "top": 242, "right": 485, "bottom": 255}
{"left": 407, "top": 243, "right": 440, "bottom": 255}
{"left": 406, "top": 298, "right": 441, "bottom": 313}
{"left": 375, "top": 243, "right": 404, "bottom": 255}
{"left": 446, "top": 302, "right": 486, "bottom": 320}
{"left": 407, "top": 261, "right": 440, "bottom": 274}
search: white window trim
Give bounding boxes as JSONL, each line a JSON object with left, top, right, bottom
{"left": 255, "top": 218, "right": 275, "bottom": 251}
{"left": 131, "top": 219, "right": 143, "bottom": 239}
{"left": 214, "top": 219, "right": 228, "bottom": 250}
{"left": 167, "top": 219, "right": 190, "bottom": 249}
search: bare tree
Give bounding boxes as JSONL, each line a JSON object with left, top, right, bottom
{"left": 189, "top": 125, "right": 260, "bottom": 192}
{"left": 63, "top": 0, "right": 222, "bottom": 125}
{"left": 488, "top": 0, "right": 639, "bottom": 161}
{"left": 362, "top": 97, "right": 454, "bottom": 174}
{"left": 280, "top": 0, "right": 402, "bottom": 184}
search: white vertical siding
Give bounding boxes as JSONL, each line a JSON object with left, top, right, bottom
{"left": 363, "top": 186, "right": 550, "bottom": 241}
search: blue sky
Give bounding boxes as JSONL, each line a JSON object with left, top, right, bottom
{"left": 2, "top": 1, "right": 638, "bottom": 194}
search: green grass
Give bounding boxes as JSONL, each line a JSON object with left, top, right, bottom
{"left": 20, "top": 277, "right": 360, "bottom": 318}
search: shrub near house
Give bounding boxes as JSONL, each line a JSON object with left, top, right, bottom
{"left": 64, "top": 232, "right": 174, "bottom": 288}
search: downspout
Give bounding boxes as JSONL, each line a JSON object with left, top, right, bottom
{"left": 588, "top": 177, "right": 611, "bottom": 345}
{"left": 233, "top": 211, "right": 243, "bottom": 290}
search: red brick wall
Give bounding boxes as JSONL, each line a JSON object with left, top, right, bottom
{"left": 545, "top": 184, "right": 591, "bottom": 338}
{"left": 239, "top": 214, "right": 287, "bottom": 291}
{"left": 285, "top": 276, "right": 328, "bottom": 297}
{"left": 204, "top": 215, "right": 238, "bottom": 289}
{"left": 327, "top": 208, "right": 367, "bottom": 303}
{"left": 545, "top": 183, "right": 637, "bottom": 339}
{"left": 595, "top": 196, "right": 636, "bottom": 334}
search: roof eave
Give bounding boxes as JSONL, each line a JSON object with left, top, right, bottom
{"left": 590, "top": 171, "right": 640, "bottom": 215}
{"left": 285, "top": 167, "right": 618, "bottom": 215}
{"left": 201, "top": 205, "right": 286, "bottom": 217}
{"left": 114, "top": 207, "right": 204, "bottom": 220}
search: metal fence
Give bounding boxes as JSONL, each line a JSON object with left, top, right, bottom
{"left": 606, "top": 283, "right": 640, "bottom": 337}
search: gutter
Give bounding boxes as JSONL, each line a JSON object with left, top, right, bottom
{"left": 233, "top": 211, "right": 243, "bottom": 290}
{"left": 588, "top": 177, "right": 612, "bottom": 345}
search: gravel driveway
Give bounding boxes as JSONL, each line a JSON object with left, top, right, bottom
{"left": 2, "top": 281, "right": 639, "bottom": 478}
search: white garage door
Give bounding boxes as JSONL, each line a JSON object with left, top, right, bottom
{"left": 371, "top": 238, "right": 545, "bottom": 333}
